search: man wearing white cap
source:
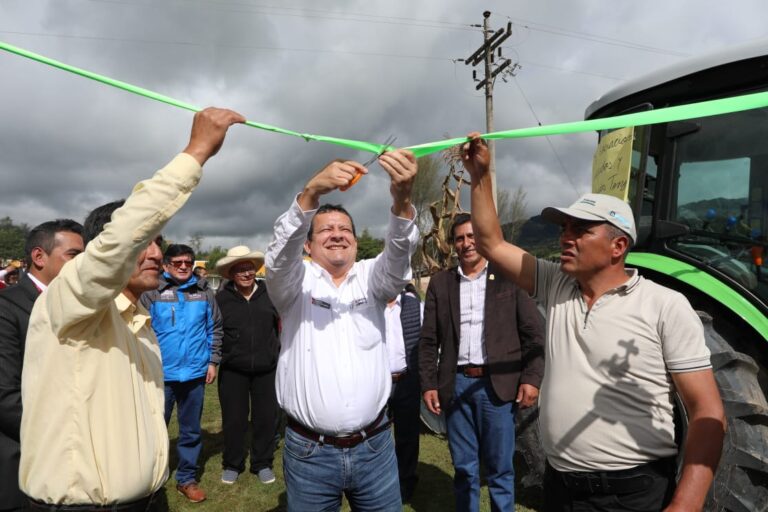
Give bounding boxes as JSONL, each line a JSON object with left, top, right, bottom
{"left": 266, "top": 149, "right": 419, "bottom": 511}
{"left": 461, "top": 133, "right": 725, "bottom": 512}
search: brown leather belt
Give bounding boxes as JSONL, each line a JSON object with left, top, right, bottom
{"left": 287, "top": 410, "right": 390, "bottom": 449}
{"left": 391, "top": 370, "right": 408, "bottom": 383}
{"left": 457, "top": 364, "right": 487, "bottom": 378}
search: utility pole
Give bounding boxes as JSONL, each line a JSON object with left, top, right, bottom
{"left": 463, "top": 11, "right": 517, "bottom": 207}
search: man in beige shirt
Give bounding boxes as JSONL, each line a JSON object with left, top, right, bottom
{"left": 461, "top": 133, "right": 725, "bottom": 512}
{"left": 20, "top": 107, "right": 244, "bottom": 510}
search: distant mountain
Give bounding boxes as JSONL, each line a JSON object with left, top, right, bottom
{"left": 512, "top": 215, "right": 560, "bottom": 256}
{"left": 679, "top": 197, "right": 748, "bottom": 220}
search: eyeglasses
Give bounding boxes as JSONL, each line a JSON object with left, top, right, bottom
{"left": 168, "top": 260, "right": 194, "bottom": 269}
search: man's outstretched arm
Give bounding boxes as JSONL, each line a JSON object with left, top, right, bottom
{"left": 463, "top": 133, "right": 537, "bottom": 295}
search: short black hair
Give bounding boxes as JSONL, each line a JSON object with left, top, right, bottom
{"left": 84, "top": 200, "right": 125, "bottom": 244}
{"left": 24, "top": 219, "right": 84, "bottom": 261}
{"left": 449, "top": 213, "right": 472, "bottom": 241}
{"left": 163, "top": 244, "right": 195, "bottom": 263}
{"left": 307, "top": 204, "right": 357, "bottom": 241}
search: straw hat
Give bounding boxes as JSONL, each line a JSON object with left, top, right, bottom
{"left": 215, "top": 245, "right": 265, "bottom": 279}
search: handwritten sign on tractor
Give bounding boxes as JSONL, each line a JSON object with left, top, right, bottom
{"left": 592, "top": 127, "right": 633, "bottom": 201}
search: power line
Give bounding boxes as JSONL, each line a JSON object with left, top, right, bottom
{"left": 1, "top": 30, "right": 630, "bottom": 82}
{"left": 84, "top": 0, "right": 479, "bottom": 32}
{"left": 0, "top": 30, "right": 454, "bottom": 62}
{"left": 501, "top": 44, "right": 624, "bottom": 81}
{"left": 517, "top": 60, "right": 624, "bottom": 81}
{"left": 496, "top": 12, "right": 689, "bottom": 58}
{"left": 210, "top": 0, "right": 473, "bottom": 29}
{"left": 512, "top": 77, "right": 583, "bottom": 195}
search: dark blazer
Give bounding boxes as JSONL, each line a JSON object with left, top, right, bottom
{"left": 418, "top": 264, "right": 545, "bottom": 408}
{"left": 0, "top": 273, "right": 40, "bottom": 507}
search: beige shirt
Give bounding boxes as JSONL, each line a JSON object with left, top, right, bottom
{"left": 20, "top": 153, "right": 202, "bottom": 505}
{"left": 533, "top": 260, "right": 711, "bottom": 472}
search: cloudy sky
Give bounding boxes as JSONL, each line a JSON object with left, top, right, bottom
{"left": 2, "top": 0, "right": 767, "bottom": 252}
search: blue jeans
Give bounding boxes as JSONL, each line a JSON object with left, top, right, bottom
{"left": 164, "top": 377, "right": 206, "bottom": 485}
{"left": 282, "top": 420, "right": 402, "bottom": 512}
{"left": 446, "top": 373, "right": 516, "bottom": 512}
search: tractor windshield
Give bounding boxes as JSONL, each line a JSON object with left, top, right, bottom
{"left": 668, "top": 107, "right": 768, "bottom": 301}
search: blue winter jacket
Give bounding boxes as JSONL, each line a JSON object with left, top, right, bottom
{"left": 141, "top": 273, "right": 223, "bottom": 382}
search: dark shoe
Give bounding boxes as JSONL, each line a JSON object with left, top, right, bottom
{"left": 176, "top": 482, "right": 206, "bottom": 503}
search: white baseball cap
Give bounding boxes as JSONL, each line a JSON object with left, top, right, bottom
{"left": 541, "top": 193, "right": 636, "bottom": 243}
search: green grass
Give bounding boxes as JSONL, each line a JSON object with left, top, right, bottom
{"left": 162, "top": 385, "right": 542, "bottom": 511}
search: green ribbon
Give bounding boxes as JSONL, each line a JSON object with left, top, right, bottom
{"left": 0, "top": 41, "right": 386, "bottom": 155}
{"left": 3, "top": 40, "right": 768, "bottom": 159}
{"left": 406, "top": 91, "right": 768, "bottom": 158}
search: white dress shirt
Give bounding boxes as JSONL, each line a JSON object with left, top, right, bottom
{"left": 385, "top": 297, "right": 407, "bottom": 374}
{"left": 456, "top": 263, "right": 488, "bottom": 365}
{"left": 385, "top": 293, "right": 424, "bottom": 374}
{"left": 26, "top": 272, "right": 46, "bottom": 292}
{"left": 266, "top": 198, "right": 419, "bottom": 435}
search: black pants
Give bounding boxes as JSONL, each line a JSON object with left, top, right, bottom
{"left": 544, "top": 459, "right": 676, "bottom": 511}
{"left": 218, "top": 366, "right": 279, "bottom": 473}
{"left": 388, "top": 371, "right": 421, "bottom": 499}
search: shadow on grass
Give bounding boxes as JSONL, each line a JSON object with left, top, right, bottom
{"left": 264, "top": 490, "right": 288, "bottom": 512}
{"left": 407, "top": 461, "right": 454, "bottom": 511}
{"left": 168, "top": 427, "right": 225, "bottom": 483}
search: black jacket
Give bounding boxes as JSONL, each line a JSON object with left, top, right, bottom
{"left": 216, "top": 280, "right": 280, "bottom": 374}
{"left": 0, "top": 273, "right": 40, "bottom": 507}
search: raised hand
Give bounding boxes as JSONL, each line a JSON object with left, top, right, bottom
{"left": 461, "top": 132, "right": 491, "bottom": 181}
{"left": 298, "top": 160, "right": 368, "bottom": 211}
{"left": 183, "top": 107, "right": 246, "bottom": 166}
{"left": 378, "top": 149, "right": 417, "bottom": 219}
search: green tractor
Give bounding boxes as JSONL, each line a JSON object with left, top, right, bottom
{"left": 581, "top": 41, "right": 768, "bottom": 511}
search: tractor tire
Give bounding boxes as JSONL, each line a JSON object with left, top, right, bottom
{"left": 701, "top": 312, "right": 768, "bottom": 512}
{"left": 515, "top": 403, "right": 545, "bottom": 488}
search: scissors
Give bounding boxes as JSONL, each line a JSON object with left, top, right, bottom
{"left": 340, "top": 135, "right": 397, "bottom": 192}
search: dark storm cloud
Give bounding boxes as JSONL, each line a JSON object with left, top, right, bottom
{"left": 2, "top": 0, "right": 768, "bottom": 248}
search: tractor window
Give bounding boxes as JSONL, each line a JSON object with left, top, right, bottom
{"left": 629, "top": 125, "right": 655, "bottom": 243}
{"left": 676, "top": 159, "right": 750, "bottom": 226}
{"left": 668, "top": 108, "right": 768, "bottom": 300}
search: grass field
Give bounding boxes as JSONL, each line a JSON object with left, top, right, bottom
{"left": 161, "top": 385, "right": 542, "bottom": 511}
